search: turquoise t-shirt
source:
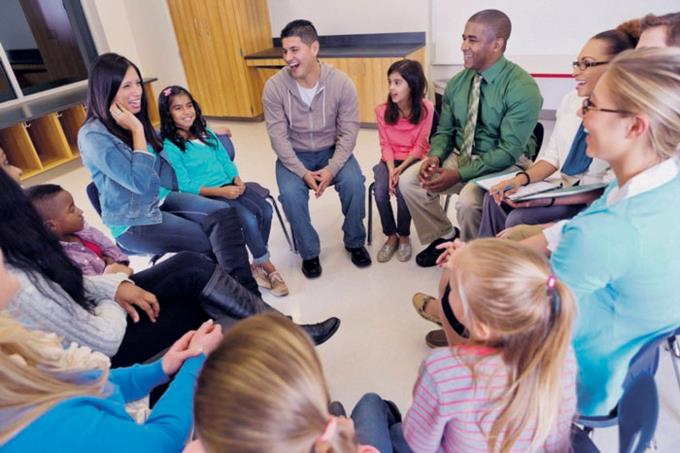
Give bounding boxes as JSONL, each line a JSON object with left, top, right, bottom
{"left": 551, "top": 162, "right": 680, "bottom": 416}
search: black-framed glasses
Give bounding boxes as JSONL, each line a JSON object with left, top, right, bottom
{"left": 572, "top": 60, "right": 609, "bottom": 71}
{"left": 581, "top": 97, "right": 632, "bottom": 116}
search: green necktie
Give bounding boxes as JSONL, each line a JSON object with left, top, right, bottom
{"left": 459, "top": 73, "right": 482, "bottom": 166}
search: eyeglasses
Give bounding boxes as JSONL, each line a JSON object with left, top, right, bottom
{"left": 581, "top": 97, "right": 632, "bottom": 116}
{"left": 572, "top": 60, "right": 609, "bottom": 71}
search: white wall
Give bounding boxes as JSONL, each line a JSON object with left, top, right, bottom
{"left": 81, "top": 0, "right": 187, "bottom": 94}
{"left": 268, "top": 0, "right": 430, "bottom": 36}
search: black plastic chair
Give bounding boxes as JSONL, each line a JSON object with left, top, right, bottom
{"left": 573, "top": 327, "right": 676, "bottom": 452}
{"left": 572, "top": 373, "right": 659, "bottom": 453}
{"left": 215, "top": 134, "right": 295, "bottom": 252}
{"left": 366, "top": 119, "right": 543, "bottom": 245}
{"left": 85, "top": 182, "right": 164, "bottom": 265}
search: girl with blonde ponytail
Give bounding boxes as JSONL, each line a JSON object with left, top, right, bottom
{"left": 190, "top": 313, "right": 393, "bottom": 453}
{"left": 403, "top": 239, "right": 577, "bottom": 453}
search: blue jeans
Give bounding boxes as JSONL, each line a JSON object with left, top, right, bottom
{"left": 214, "top": 185, "right": 273, "bottom": 264}
{"left": 275, "top": 148, "right": 366, "bottom": 260}
{"left": 117, "top": 191, "right": 230, "bottom": 254}
{"left": 351, "top": 393, "right": 412, "bottom": 453}
{"left": 373, "top": 160, "right": 412, "bottom": 237}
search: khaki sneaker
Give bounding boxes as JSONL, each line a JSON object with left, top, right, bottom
{"left": 268, "top": 271, "right": 289, "bottom": 297}
{"left": 251, "top": 264, "right": 271, "bottom": 289}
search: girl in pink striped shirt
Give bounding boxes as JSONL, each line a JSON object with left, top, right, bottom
{"left": 374, "top": 59, "right": 434, "bottom": 263}
{"left": 403, "top": 239, "right": 577, "bottom": 452}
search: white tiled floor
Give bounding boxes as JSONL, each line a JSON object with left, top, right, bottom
{"left": 29, "top": 119, "right": 680, "bottom": 452}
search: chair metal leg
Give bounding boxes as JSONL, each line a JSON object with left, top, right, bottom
{"left": 443, "top": 194, "right": 452, "bottom": 213}
{"left": 669, "top": 336, "right": 680, "bottom": 392}
{"left": 266, "top": 194, "right": 295, "bottom": 253}
{"left": 367, "top": 181, "right": 375, "bottom": 246}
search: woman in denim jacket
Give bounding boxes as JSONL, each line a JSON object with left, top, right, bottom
{"left": 78, "top": 53, "right": 257, "bottom": 294}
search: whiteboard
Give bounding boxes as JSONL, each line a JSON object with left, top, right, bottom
{"left": 432, "top": 0, "right": 679, "bottom": 66}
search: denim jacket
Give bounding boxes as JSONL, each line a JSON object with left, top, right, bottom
{"left": 78, "top": 119, "right": 178, "bottom": 226}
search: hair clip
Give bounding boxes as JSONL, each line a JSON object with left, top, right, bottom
{"left": 546, "top": 274, "right": 557, "bottom": 290}
{"left": 163, "top": 88, "right": 172, "bottom": 97}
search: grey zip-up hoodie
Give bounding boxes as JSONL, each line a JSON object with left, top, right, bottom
{"left": 263, "top": 62, "right": 360, "bottom": 178}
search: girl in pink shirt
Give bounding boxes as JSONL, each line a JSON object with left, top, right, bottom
{"left": 374, "top": 60, "right": 434, "bottom": 263}
{"left": 404, "top": 239, "right": 577, "bottom": 452}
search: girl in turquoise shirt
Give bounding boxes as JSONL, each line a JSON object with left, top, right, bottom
{"left": 159, "top": 86, "right": 288, "bottom": 297}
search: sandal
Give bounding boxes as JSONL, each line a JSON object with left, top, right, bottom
{"left": 412, "top": 292, "right": 443, "bottom": 326}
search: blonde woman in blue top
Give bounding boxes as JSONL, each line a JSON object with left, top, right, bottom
{"left": 159, "top": 86, "right": 288, "bottom": 297}
{"left": 522, "top": 47, "right": 680, "bottom": 416}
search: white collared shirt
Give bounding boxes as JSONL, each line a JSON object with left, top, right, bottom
{"left": 544, "top": 155, "right": 680, "bottom": 252}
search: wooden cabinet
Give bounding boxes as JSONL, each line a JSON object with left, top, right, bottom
{"left": 245, "top": 48, "right": 426, "bottom": 124}
{"left": 0, "top": 105, "right": 84, "bottom": 179}
{"left": 167, "top": 0, "right": 272, "bottom": 118}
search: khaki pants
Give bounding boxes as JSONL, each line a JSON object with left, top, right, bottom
{"left": 399, "top": 153, "right": 485, "bottom": 244}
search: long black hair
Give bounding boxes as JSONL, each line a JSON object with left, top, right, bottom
{"left": 0, "top": 170, "right": 94, "bottom": 311}
{"left": 384, "top": 59, "right": 428, "bottom": 125}
{"left": 85, "top": 53, "right": 162, "bottom": 152}
{"left": 158, "top": 85, "right": 215, "bottom": 151}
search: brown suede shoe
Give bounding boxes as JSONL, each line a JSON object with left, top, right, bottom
{"left": 425, "top": 329, "right": 448, "bottom": 348}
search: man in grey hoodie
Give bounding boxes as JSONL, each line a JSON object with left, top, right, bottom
{"left": 263, "top": 19, "right": 371, "bottom": 278}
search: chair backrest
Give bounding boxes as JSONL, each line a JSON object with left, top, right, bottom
{"left": 216, "top": 134, "right": 236, "bottom": 161}
{"left": 618, "top": 373, "right": 659, "bottom": 453}
{"left": 534, "top": 121, "right": 545, "bottom": 155}
{"left": 86, "top": 182, "right": 102, "bottom": 216}
{"left": 429, "top": 108, "right": 440, "bottom": 142}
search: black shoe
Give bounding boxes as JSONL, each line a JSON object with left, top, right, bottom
{"left": 301, "top": 257, "right": 322, "bottom": 278}
{"left": 329, "top": 400, "right": 347, "bottom": 417}
{"left": 346, "top": 246, "right": 372, "bottom": 268}
{"left": 415, "top": 230, "right": 459, "bottom": 267}
{"left": 300, "top": 317, "right": 341, "bottom": 345}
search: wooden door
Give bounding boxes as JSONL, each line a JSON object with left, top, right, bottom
{"left": 168, "top": 0, "right": 271, "bottom": 117}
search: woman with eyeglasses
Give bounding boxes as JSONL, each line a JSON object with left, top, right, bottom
{"left": 521, "top": 47, "right": 680, "bottom": 417}
{"left": 478, "top": 25, "right": 638, "bottom": 238}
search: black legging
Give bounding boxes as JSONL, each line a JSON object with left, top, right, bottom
{"left": 111, "top": 251, "right": 213, "bottom": 367}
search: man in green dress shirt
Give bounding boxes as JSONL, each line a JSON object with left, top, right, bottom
{"left": 400, "top": 9, "right": 543, "bottom": 267}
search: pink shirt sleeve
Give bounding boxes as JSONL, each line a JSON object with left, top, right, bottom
{"left": 375, "top": 104, "right": 395, "bottom": 162}
{"left": 410, "top": 99, "right": 434, "bottom": 159}
{"left": 403, "top": 362, "right": 448, "bottom": 453}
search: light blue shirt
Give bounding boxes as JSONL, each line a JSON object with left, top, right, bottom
{"left": 3, "top": 356, "right": 204, "bottom": 452}
{"left": 550, "top": 157, "right": 680, "bottom": 416}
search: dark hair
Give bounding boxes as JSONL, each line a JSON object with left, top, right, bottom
{"left": 592, "top": 24, "right": 639, "bottom": 56}
{"left": 25, "top": 184, "right": 64, "bottom": 206}
{"left": 468, "top": 9, "right": 512, "bottom": 50}
{"left": 158, "top": 85, "right": 215, "bottom": 151}
{"left": 85, "top": 53, "right": 162, "bottom": 152}
{"left": 281, "top": 19, "right": 319, "bottom": 45}
{"left": 641, "top": 12, "right": 680, "bottom": 46}
{"left": 0, "top": 171, "right": 93, "bottom": 311}
{"left": 384, "top": 59, "right": 428, "bottom": 125}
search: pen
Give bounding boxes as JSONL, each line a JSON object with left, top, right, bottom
{"left": 494, "top": 184, "right": 514, "bottom": 195}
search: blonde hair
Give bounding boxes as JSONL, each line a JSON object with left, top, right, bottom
{"left": 194, "top": 313, "right": 356, "bottom": 453}
{"left": 449, "top": 239, "right": 575, "bottom": 453}
{"left": 603, "top": 47, "right": 680, "bottom": 160}
{"left": 0, "top": 314, "right": 108, "bottom": 444}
